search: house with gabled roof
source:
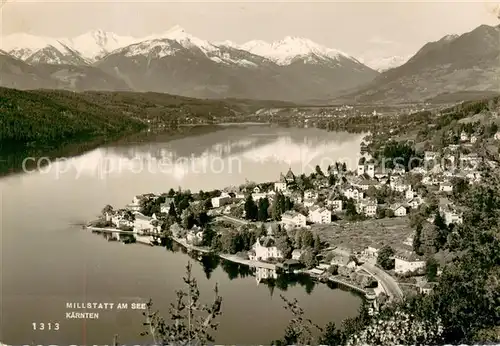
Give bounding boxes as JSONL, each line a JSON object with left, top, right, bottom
{"left": 394, "top": 252, "right": 426, "bottom": 274}
{"left": 250, "top": 236, "right": 283, "bottom": 261}
{"left": 281, "top": 211, "right": 307, "bottom": 229}
{"left": 308, "top": 206, "right": 331, "bottom": 224}
{"left": 390, "top": 204, "right": 407, "bottom": 217}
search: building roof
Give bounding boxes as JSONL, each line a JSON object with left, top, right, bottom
{"left": 282, "top": 210, "right": 304, "bottom": 219}
{"left": 331, "top": 255, "right": 350, "bottom": 266}
{"left": 133, "top": 212, "right": 152, "bottom": 221}
{"left": 395, "top": 249, "right": 425, "bottom": 262}
{"left": 285, "top": 168, "right": 295, "bottom": 180}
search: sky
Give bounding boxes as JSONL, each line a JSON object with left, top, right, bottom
{"left": 1, "top": 1, "right": 499, "bottom": 59}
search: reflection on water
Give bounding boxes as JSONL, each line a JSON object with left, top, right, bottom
{"left": 25, "top": 126, "right": 364, "bottom": 184}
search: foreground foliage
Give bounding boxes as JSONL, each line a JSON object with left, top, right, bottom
{"left": 141, "top": 262, "right": 222, "bottom": 345}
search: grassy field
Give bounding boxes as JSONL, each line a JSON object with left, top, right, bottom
{"left": 311, "top": 217, "right": 413, "bottom": 252}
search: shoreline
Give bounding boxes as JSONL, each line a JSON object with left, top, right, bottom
{"left": 170, "top": 235, "right": 277, "bottom": 270}
{"left": 86, "top": 225, "right": 371, "bottom": 299}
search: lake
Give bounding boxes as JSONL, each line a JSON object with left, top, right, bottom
{"left": 0, "top": 125, "right": 365, "bottom": 344}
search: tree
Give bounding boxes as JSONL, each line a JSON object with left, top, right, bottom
{"left": 204, "top": 198, "right": 213, "bottom": 210}
{"left": 328, "top": 174, "right": 337, "bottom": 186}
{"left": 123, "top": 210, "right": 135, "bottom": 223}
{"left": 141, "top": 262, "right": 222, "bottom": 345}
{"left": 181, "top": 209, "right": 195, "bottom": 230}
{"left": 272, "top": 295, "right": 323, "bottom": 346}
{"left": 300, "top": 250, "right": 318, "bottom": 269}
{"left": 315, "top": 165, "right": 324, "bottom": 176}
{"left": 377, "top": 245, "right": 395, "bottom": 270}
{"left": 168, "top": 202, "right": 178, "bottom": 219}
{"left": 433, "top": 213, "right": 448, "bottom": 250}
{"left": 301, "top": 230, "right": 314, "bottom": 249}
{"left": 244, "top": 195, "right": 258, "bottom": 221}
{"left": 271, "top": 192, "right": 286, "bottom": 220}
{"left": 328, "top": 264, "right": 339, "bottom": 275}
{"left": 101, "top": 204, "right": 113, "bottom": 216}
{"left": 257, "top": 197, "right": 270, "bottom": 222}
{"left": 425, "top": 257, "right": 438, "bottom": 282}
{"left": 413, "top": 223, "right": 423, "bottom": 256}
{"left": 313, "top": 234, "right": 321, "bottom": 254}
{"left": 276, "top": 236, "right": 293, "bottom": 259}
{"left": 345, "top": 198, "right": 357, "bottom": 217}
{"left": 202, "top": 226, "right": 216, "bottom": 247}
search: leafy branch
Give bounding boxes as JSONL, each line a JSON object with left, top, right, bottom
{"left": 141, "top": 261, "right": 222, "bottom": 345}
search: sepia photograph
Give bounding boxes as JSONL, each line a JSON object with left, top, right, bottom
{"left": 0, "top": 0, "right": 500, "bottom": 344}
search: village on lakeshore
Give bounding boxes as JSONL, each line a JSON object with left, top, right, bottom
{"left": 88, "top": 104, "right": 500, "bottom": 314}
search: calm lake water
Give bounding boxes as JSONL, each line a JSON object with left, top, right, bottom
{"left": 0, "top": 125, "right": 365, "bottom": 344}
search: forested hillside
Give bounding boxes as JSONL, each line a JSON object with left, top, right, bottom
{"left": 0, "top": 88, "right": 294, "bottom": 150}
{"left": 0, "top": 88, "right": 145, "bottom": 148}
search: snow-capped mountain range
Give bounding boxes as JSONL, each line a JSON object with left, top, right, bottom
{"left": 359, "top": 55, "right": 412, "bottom": 72}
{"left": 0, "top": 25, "right": 397, "bottom": 70}
{"left": 2, "top": 29, "right": 138, "bottom": 63}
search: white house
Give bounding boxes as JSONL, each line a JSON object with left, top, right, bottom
{"left": 494, "top": 131, "right": 500, "bottom": 141}
{"left": 110, "top": 211, "right": 134, "bottom": 229}
{"left": 251, "top": 237, "right": 283, "bottom": 261}
{"left": 357, "top": 162, "right": 365, "bottom": 176}
{"left": 395, "top": 255, "right": 426, "bottom": 274}
{"left": 419, "top": 282, "right": 437, "bottom": 295}
{"left": 470, "top": 135, "right": 478, "bottom": 144}
{"left": 328, "top": 199, "right": 343, "bottom": 212}
{"left": 356, "top": 199, "right": 377, "bottom": 217}
{"left": 303, "top": 198, "right": 316, "bottom": 208}
{"left": 133, "top": 212, "right": 162, "bottom": 234}
{"left": 309, "top": 206, "right": 331, "bottom": 224}
{"left": 211, "top": 195, "right": 232, "bottom": 208}
{"left": 460, "top": 131, "right": 469, "bottom": 142}
{"left": 422, "top": 175, "right": 440, "bottom": 186}
{"left": 407, "top": 197, "right": 424, "bottom": 209}
{"left": 424, "top": 151, "right": 438, "bottom": 161}
{"left": 405, "top": 188, "right": 415, "bottom": 200}
{"left": 281, "top": 211, "right": 307, "bottom": 229}
{"left": 364, "top": 201, "right": 378, "bottom": 217}
{"left": 439, "top": 182, "right": 453, "bottom": 193}
{"left": 362, "top": 246, "right": 379, "bottom": 262}
{"left": 390, "top": 180, "right": 410, "bottom": 192}
{"left": 366, "top": 162, "right": 375, "bottom": 178}
{"left": 391, "top": 204, "right": 407, "bottom": 217}
{"left": 443, "top": 210, "right": 463, "bottom": 225}
{"left": 304, "top": 190, "right": 318, "bottom": 200}
{"left": 292, "top": 249, "right": 305, "bottom": 260}
{"left": 274, "top": 181, "right": 287, "bottom": 192}
{"left": 460, "top": 153, "right": 480, "bottom": 170}
{"left": 344, "top": 187, "right": 364, "bottom": 201}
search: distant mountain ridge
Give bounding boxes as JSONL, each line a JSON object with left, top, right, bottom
{"left": 1, "top": 26, "right": 379, "bottom": 101}
{"left": 2, "top": 24, "right": 499, "bottom": 103}
{"left": 340, "top": 24, "right": 500, "bottom": 103}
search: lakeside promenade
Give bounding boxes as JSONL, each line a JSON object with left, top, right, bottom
{"left": 86, "top": 226, "right": 397, "bottom": 301}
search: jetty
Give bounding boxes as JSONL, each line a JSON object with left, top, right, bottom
{"left": 328, "top": 276, "right": 367, "bottom": 295}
